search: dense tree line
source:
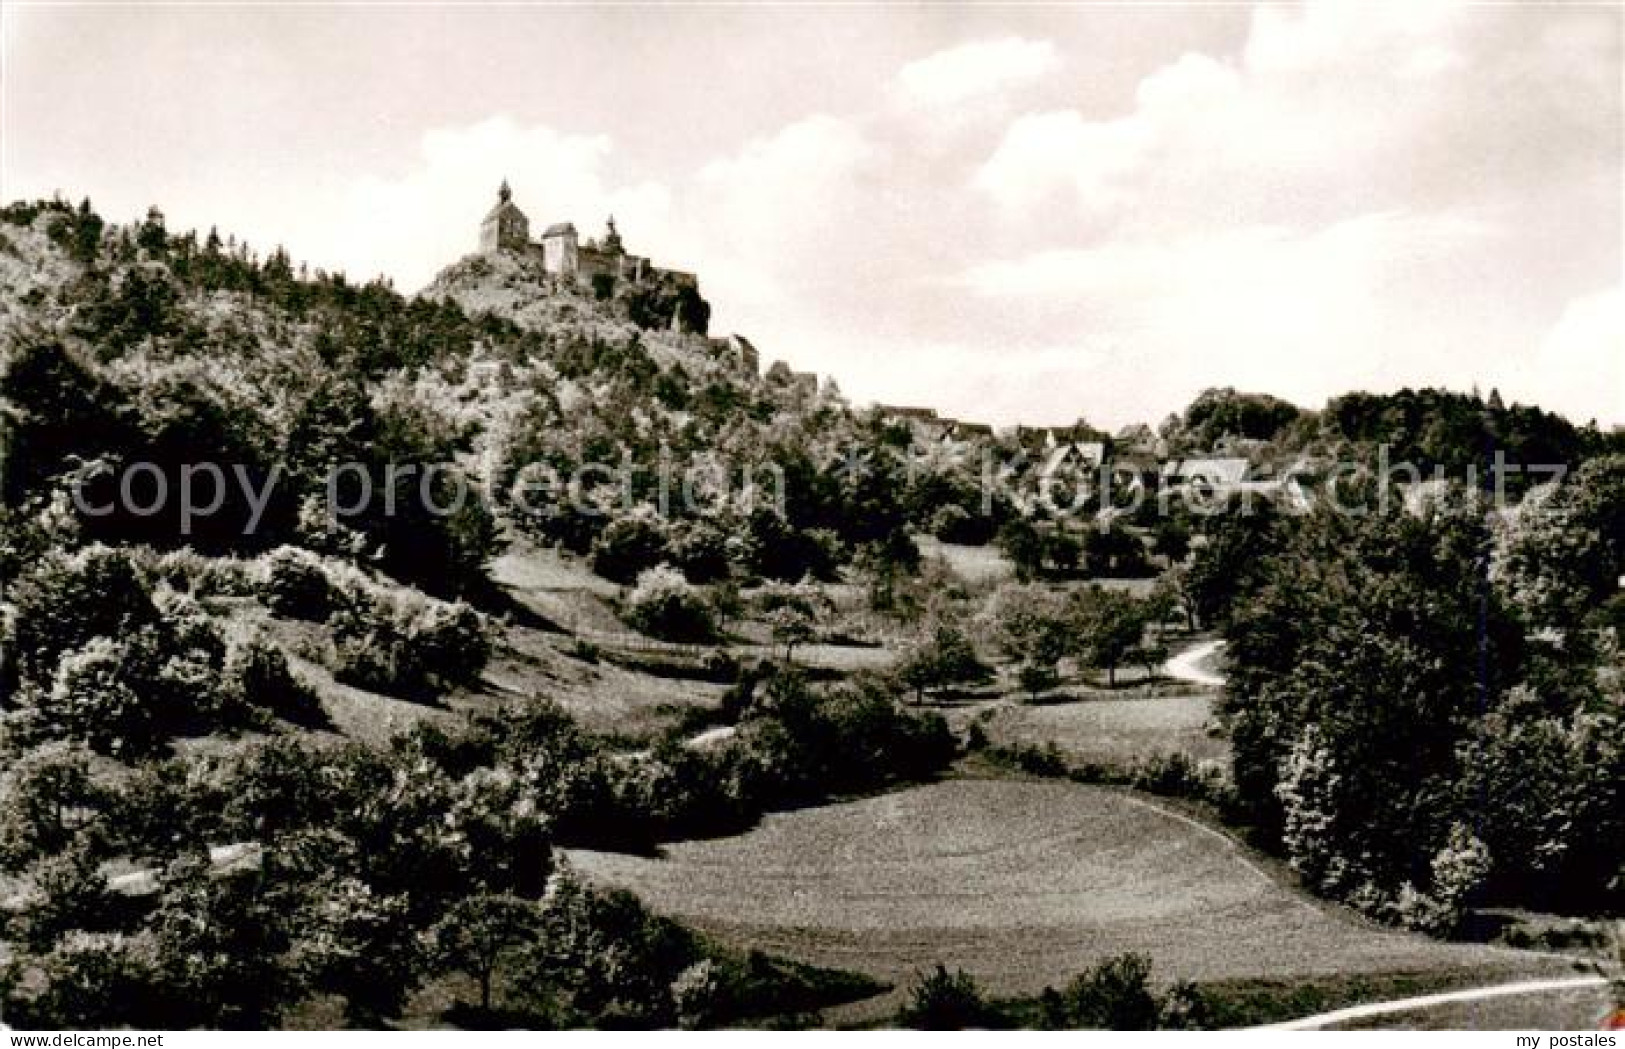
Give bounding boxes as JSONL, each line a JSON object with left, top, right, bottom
{"left": 1, "top": 657, "right": 951, "bottom": 1027}
{"left": 1217, "top": 459, "right": 1625, "bottom": 925}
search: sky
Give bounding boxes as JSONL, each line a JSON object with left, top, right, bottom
{"left": 3, "top": 1, "right": 1621, "bottom": 430}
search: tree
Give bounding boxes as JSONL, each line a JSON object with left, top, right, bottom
{"left": 431, "top": 894, "right": 539, "bottom": 1013}
{"left": 1151, "top": 569, "right": 1196, "bottom": 631}
{"left": 756, "top": 583, "right": 825, "bottom": 662}
{"left": 1425, "top": 822, "right": 1491, "bottom": 934}
{"left": 1181, "top": 500, "right": 1284, "bottom": 628}
{"left": 1082, "top": 522, "right": 1150, "bottom": 578}
{"left": 1017, "top": 662, "right": 1061, "bottom": 702}
{"left": 590, "top": 513, "right": 670, "bottom": 584}
{"left": 0, "top": 743, "right": 99, "bottom": 869}
{"left": 0, "top": 340, "right": 135, "bottom": 507}
{"left": 445, "top": 766, "right": 554, "bottom": 899}
{"left": 1043, "top": 529, "right": 1083, "bottom": 576}
{"left": 7, "top": 544, "right": 157, "bottom": 684}
{"left": 1150, "top": 519, "right": 1192, "bottom": 564}
{"left": 1069, "top": 589, "right": 1147, "bottom": 688}
{"left": 708, "top": 579, "right": 744, "bottom": 638}
{"left": 224, "top": 635, "right": 323, "bottom": 726}
{"left": 1218, "top": 494, "right": 1564, "bottom": 915}
{"left": 995, "top": 518, "right": 1044, "bottom": 582}
{"left": 981, "top": 583, "right": 1067, "bottom": 698}
{"left": 146, "top": 856, "right": 299, "bottom": 1029}
{"left": 38, "top": 635, "right": 160, "bottom": 756}
{"left": 894, "top": 623, "right": 990, "bottom": 704}
{"left": 286, "top": 873, "right": 419, "bottom": 1026}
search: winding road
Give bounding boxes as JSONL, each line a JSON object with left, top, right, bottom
{"left": 1253, "top": 975, "right": 1610, "bottom": 1030}
{"left": 1163, "top": 637, "right": 1226, "bottom": 688}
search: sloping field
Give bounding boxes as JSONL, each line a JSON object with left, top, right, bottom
{"left": 568, "top": 780, "right": 1552, "bottom": 997}
{"left": 982, "top": 693, "right": 1228, "bottom": 767}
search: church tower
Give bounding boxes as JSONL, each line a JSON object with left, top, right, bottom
{"left": 479, "top": 180, "right": 530, "bottom": 253}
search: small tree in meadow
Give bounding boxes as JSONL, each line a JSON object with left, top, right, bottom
{"left": 894, "top": 623, "right": 990, "bottom": 705}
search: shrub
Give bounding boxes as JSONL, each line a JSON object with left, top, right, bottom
{"left": 7, "top": 545, "right": 158, "bottom": 684}
{"left": 329, "top": 591, "right": 490, "bottom": 700}
{"left": 259, "top": 546, "right": 334, "bottom": 620}
{"left": 668, "top": 519, "right": 731, "bottom": 584}
{"left": 590, "top": 513, "right": 670, "bottom": 585}
{"left": 9, "top": 840, "right": 119, "bottom": 952}
{"left": 225, "top": 637, "right": 322, "bottom": 725}
{"left": 1131, "top": 752, "right": 1228, "bottom": 803}
{"left": 901, "top": 964, "right": 990, "bottom": 1030}
{"left": 1060, "top": 953, "right": 1161, "bottom": 1030}
{"left": 142, "top": 548, "right": 254, "bottom": 598}
{"left": 1, "top": 931, "right": 162, "bottom": 1029}
{"left": 39, "top": 636, "right": 161, "bottom": 757}
{"left": 0, "top": 743, "right": 99, "bottom": 869}
{"left": 929, "top": 504, "right": 972, "bottom": 542}
{"left": 624, "top": 565, "right": 715, "bottom": 642}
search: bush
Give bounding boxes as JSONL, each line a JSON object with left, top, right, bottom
{"left": 142, "top": 548, "right": 254, "bottom": 598}
{"left": 39, "top": 636, "right": 161, "bottom": 757}
{"left": 0, "top": 743, "right": 99, "bottom": 869}
{"left": 590, "top": 513, "right": 670, "bottom": 585}
{"left": 1130, "top": 752, "right": 1230, "bottom": 805}
{"left": 1, "top": 931, "right": 162, "bottom": 1029}
{"left": 4, "top": 557, "right": 252, "bottom": 753}
{"left": 329, "top": 591, "right": 490, "bottom": 700}
{"left": 901, "top": 965, "right": 990, "bottom": 1029}
{"left": 7, "top": 545, "right": 158, "bottom": 684}
{"left": 1059, "top": 953, "right": 1160, "bottom": 1030}
{"left": 624, "top": 565, "right": 715, "bottom": 642}
{"left": 225, "top": 637, "right": 322, "bottom": 725}
{"left": 259, "top": 546, "right": 334, "bottom": 620}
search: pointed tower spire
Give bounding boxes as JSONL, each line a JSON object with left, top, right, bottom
{"left": 498, "top": 179, "right": 512, "bottom": 204}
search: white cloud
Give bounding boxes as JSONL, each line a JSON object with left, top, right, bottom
{"left": 969, "top": 2, "right": 1586, "bottom": 238}
{"left": 199, "top": 5, "right": 1615, "bottom": 431}
{"left": 272, "top": 116, "right": 674, "bottom": 291}
{"left": 949, "top": 212, "right": 1504, "bottom": 423}
{"left": 973, "top": 109, "right": 1152, "bottom": 217}
{"left": 947, "top": 3, "right": 1618, "bottom": 426}
{"left": 1494, "top": 289, "right": 1624, "bottom": 426}
{"left": 894, "top": 37, "right": 1059, "bottom": 109}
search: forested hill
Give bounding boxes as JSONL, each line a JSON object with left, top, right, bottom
{"left": 0, "top": 197, "right": 927, "bottom": 597}
{"left": 1, "top": 196, "right": 1617, "bottom": 601}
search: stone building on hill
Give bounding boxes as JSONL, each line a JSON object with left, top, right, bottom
{"left": 479, "top": 180, "right": 530, "bottom": 253}
{"left": 478, "top": 182, "right": 690, "bottom": 291}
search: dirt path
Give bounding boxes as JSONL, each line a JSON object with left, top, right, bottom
{"left": 1164, "top": 638, "right": 1225, "bottom": 688}
{"left": 1256, "top": 975, "right": 1610, "bottom": 1030}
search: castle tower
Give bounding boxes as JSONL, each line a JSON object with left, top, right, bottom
{"left": 479, "top": 180, "right": 530, "bottom": 253}
{"left": 603, "top": 215, "right": 624, "bottom": 255}
{"left": 540, "top": 221, "right": 579, "bottom": 275}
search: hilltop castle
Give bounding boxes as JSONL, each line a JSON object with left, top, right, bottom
{"left": 479, "top": 180, "right": 696, "bottom": 291}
